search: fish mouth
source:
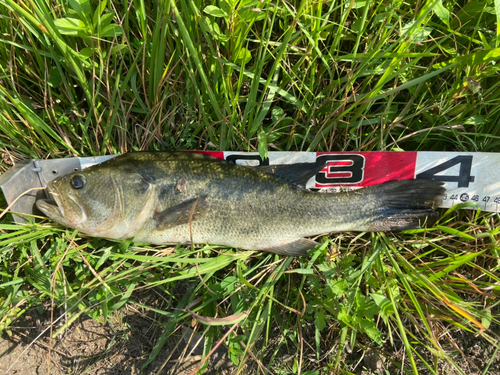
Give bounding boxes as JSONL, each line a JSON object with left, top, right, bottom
{"left": 36, "top": 197, "right": 64, "bottom": 219}
{"left": 36, "top": 181, "right": 69, "bottom": 223}
{"left": 36, "top": 181, "right": 87, "bottom": 227}
{"left": 42, "top": 199, "right": 58, "bottom": 207}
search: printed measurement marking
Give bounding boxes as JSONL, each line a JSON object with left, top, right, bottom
{"left": 416, "top": 155, "right": 475, "bottom": 188}
{"left": 316, "top": 155, "right": 365, "bottom": 185}
{"left": 483, "top": 196, "right": 490, "bottom": 210}
{"left": 495, "top": 197, "right": 500, "bottom": 211}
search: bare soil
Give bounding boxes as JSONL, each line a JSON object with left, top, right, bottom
{"left": 1, "top": 291, "right": 498, "bottom": 375}
{"left": 0, "top": 289, "right": 235, "bottom": 375}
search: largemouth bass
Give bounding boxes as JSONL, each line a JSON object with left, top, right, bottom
{"left": 36, "top": 152, "right": 445, "bottom": 256}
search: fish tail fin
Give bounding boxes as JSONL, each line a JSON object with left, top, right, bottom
{"left": 364, "top": 179, "right": 445, "bottom": 231}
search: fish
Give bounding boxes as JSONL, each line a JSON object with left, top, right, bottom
{"left": 36, "top": 152, "right": 445, "bottom": 256}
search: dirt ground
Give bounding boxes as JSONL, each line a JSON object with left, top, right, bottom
{"left": 0, "top": 290, "right": 499, "bottom": 375}
{"left": 0, "top": 289, "right": 236, "bottom": 375}
{"left": 0, "top": 315, "right": 239, "bottom": 375}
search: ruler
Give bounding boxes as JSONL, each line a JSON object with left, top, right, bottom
{"left": 1, "top": 151, "right": 498, "bottom": 224}
{"left": 193, "top": 151, "right": 499, "bottom": 212}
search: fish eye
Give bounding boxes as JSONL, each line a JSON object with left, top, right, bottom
{"left": 70, "top": 175, "right": 86, "bottom": 189}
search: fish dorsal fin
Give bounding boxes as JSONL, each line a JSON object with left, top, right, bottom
{"left": 154, "top": 196, "right": 209, "bottom": 230}
{"left": 254, "top": 162, "right": 326, "bottom": 188}
{"left": 260, "top": 238, "right": 318, "bottom": 256}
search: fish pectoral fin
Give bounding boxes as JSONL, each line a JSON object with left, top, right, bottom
{"left": 254, "top": 161, "right": 326, "bottom": 188}
{"left": 154, "top": 195, "right": 209, "bottom": 230}
{"left": 260, "top": 238, "right": 318, "bottom": 257}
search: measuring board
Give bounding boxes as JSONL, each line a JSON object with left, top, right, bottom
{"left": 1, "top": 151, "right": 499, "bottom": 224}
{"left": 191, "top": 151, "right": 499, "bottom": 212}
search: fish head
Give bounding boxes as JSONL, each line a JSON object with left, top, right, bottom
{"left": 36, "top": 160, "right": 154, "bottom": 237}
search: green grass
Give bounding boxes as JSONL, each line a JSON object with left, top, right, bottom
{"left": 1, "top": 0, "right": 500, "bottom": 373}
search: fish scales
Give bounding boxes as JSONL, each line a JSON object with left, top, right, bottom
{"left": 36, "top": 152, "right": 445, "bottom": 256}
{"left": 124, "top": 154, "right": 358, "bottom": 248}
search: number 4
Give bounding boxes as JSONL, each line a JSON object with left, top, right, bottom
{"left": 416, "top": 156, "right": 475, "bottom": 188}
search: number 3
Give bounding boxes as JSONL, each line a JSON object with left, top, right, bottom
{"left": 315, "top": 155, "right": 365, "bottom": 184}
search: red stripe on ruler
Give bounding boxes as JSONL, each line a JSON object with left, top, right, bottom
{"left": 315, "top": 151, "right": 417, "bottom": 187}
{"left": 188, "top": 151, "right": 225, "bottom": 159}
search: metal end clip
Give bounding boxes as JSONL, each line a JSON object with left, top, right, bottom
{"left": 0, "top": 155, "right": 118, "bottom": 223}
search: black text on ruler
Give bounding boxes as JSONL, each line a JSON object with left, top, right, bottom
{"left": 416, "top": 156, "right": 475, "bottom": 188}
